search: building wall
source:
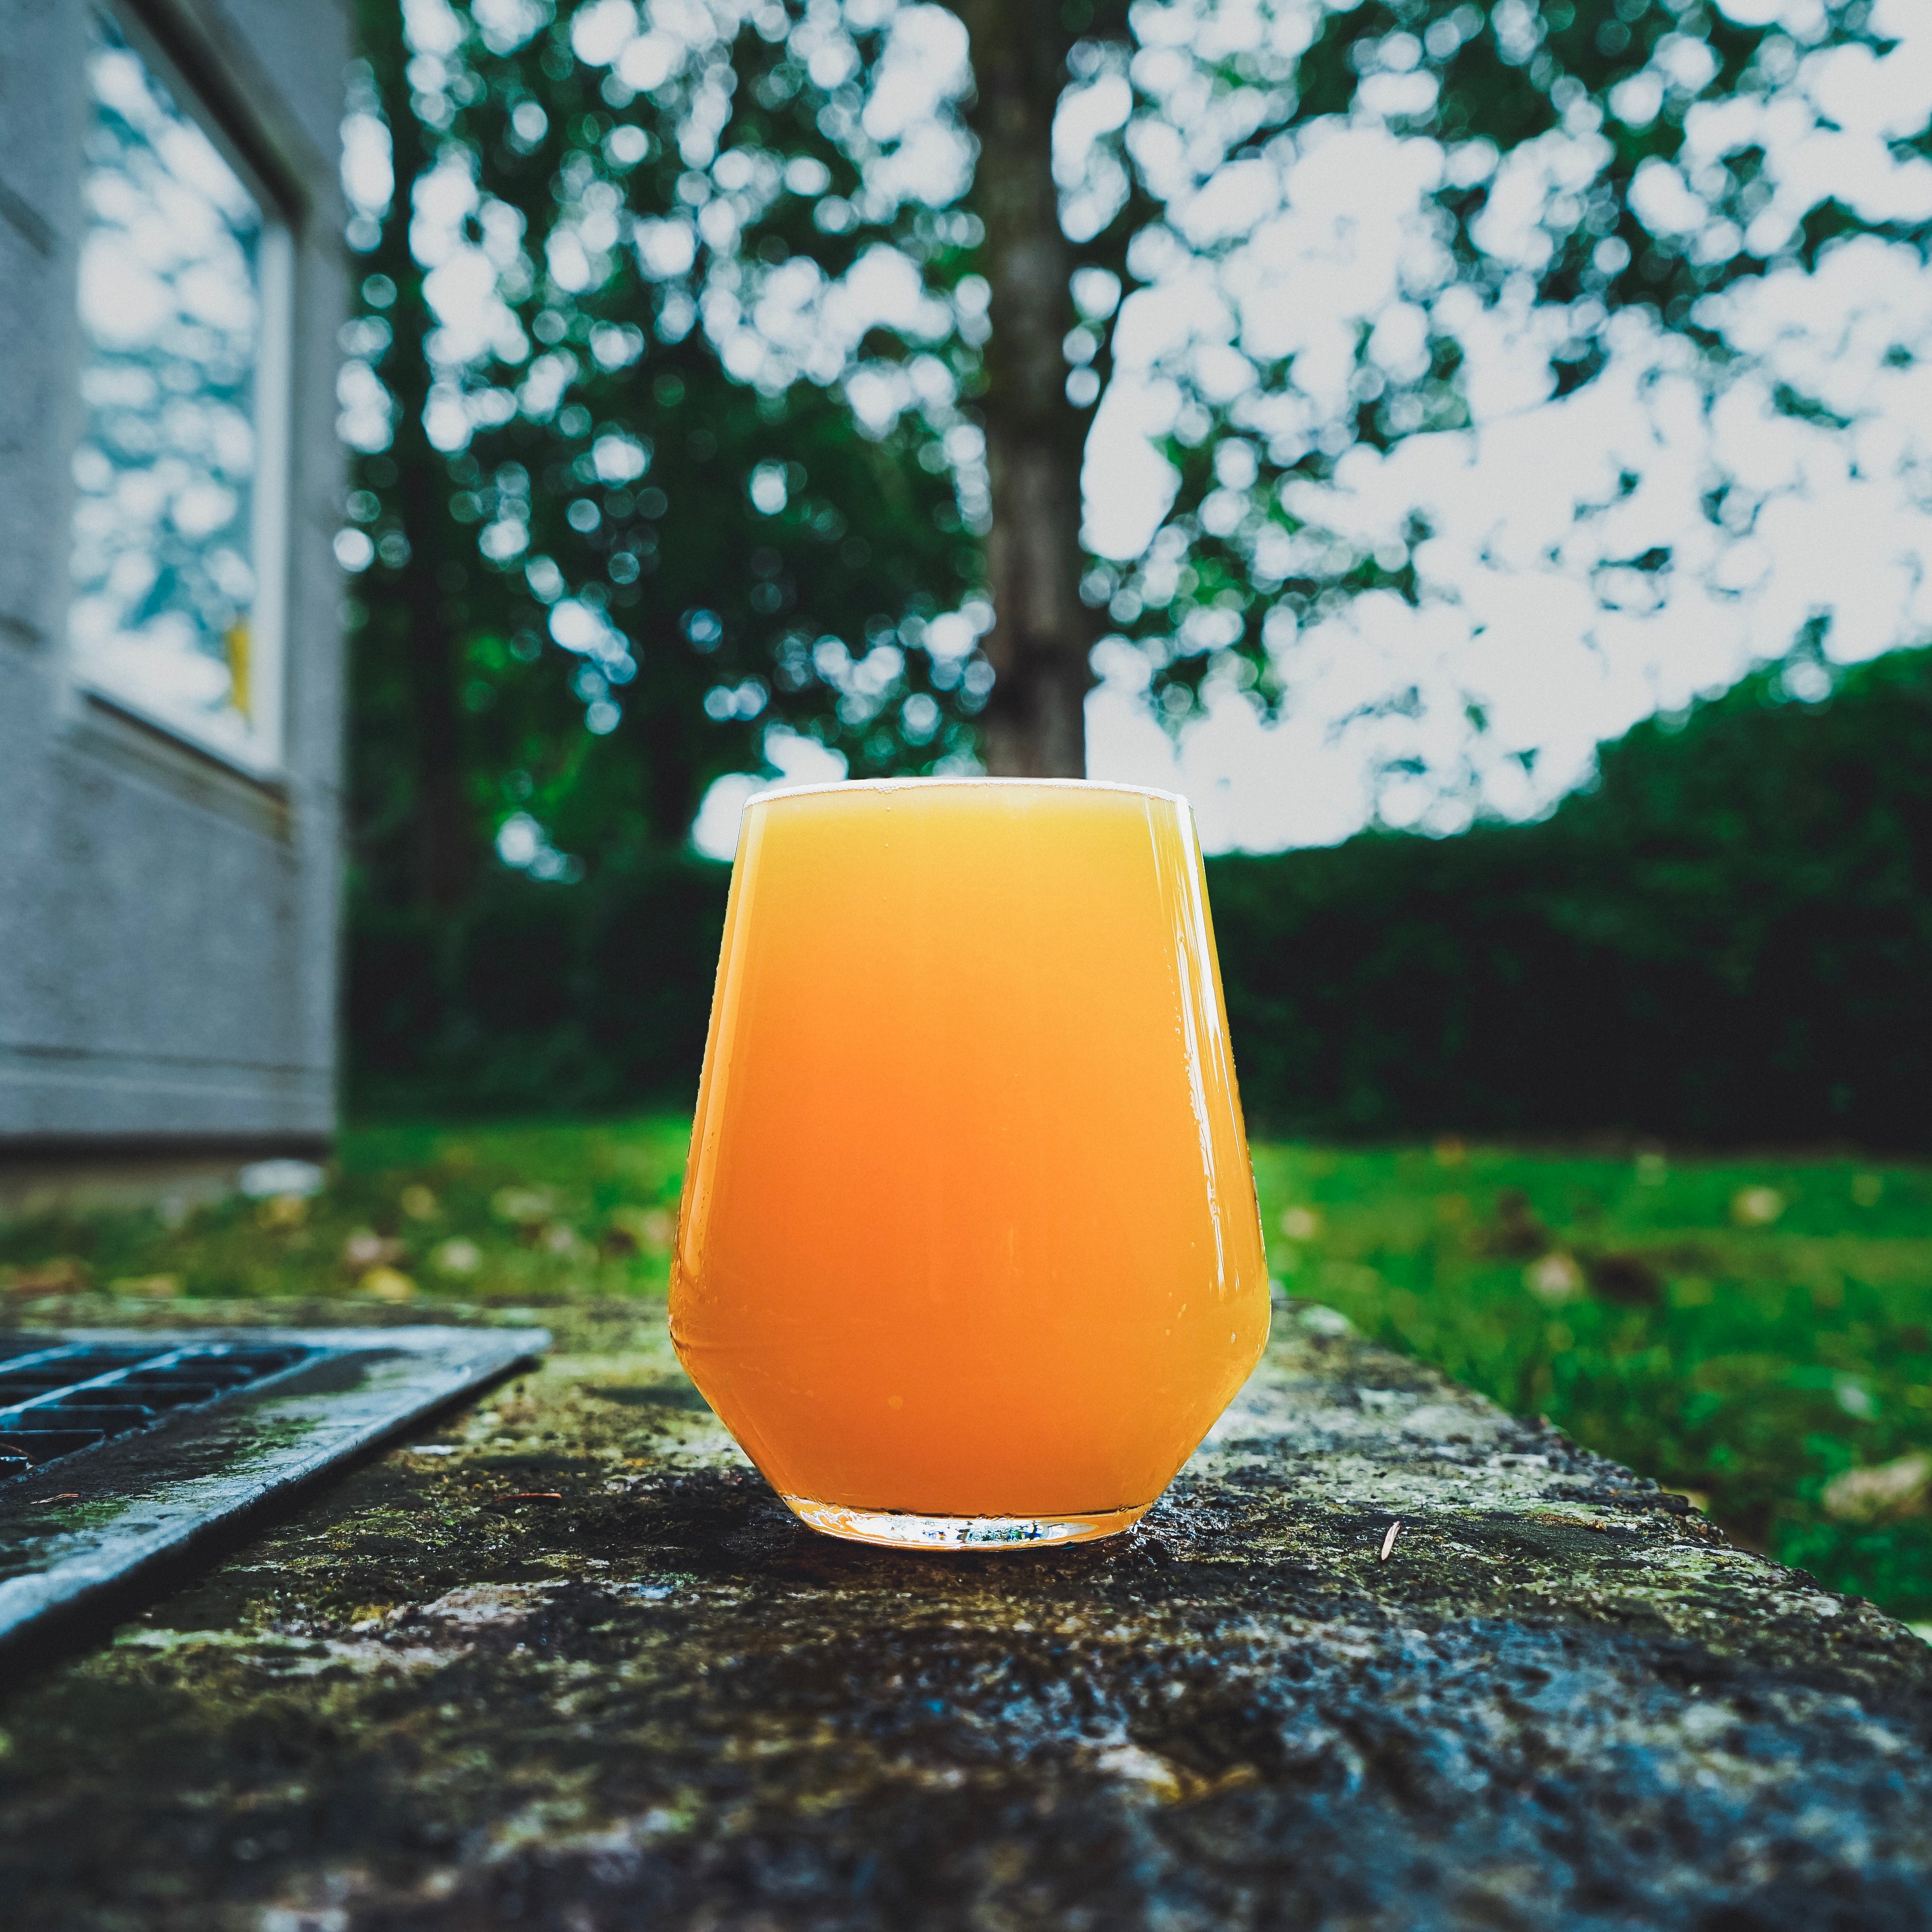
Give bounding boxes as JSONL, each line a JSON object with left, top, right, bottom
{"left": 0, "top": 0, "right": 348, "bottom": 1153}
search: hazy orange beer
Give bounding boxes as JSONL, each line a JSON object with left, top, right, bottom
{"left": 669, "top": 778, "right": 1270, "bottom": 1549}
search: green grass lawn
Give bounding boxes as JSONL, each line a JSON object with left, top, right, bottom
{"left": 4, "top": 1119, "right": 1930, "bottom": 1622}
{"left": 1255, "top": 1138, "right": 1932, "bottom": 1626}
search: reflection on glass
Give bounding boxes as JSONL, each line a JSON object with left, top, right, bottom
{"left": 69, "top": 8, "right": 268, "bottom": 757}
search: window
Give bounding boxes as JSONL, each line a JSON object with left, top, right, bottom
{"left": 67, "top": 5, "right": 292, "bottom": 775}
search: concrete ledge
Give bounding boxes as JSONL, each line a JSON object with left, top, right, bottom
{"left": 0, "top": 1297, "right": 1928, "bottom": 1928}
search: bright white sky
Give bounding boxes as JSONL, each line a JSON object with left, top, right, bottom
{"left": 350, "top": 0, "right": 1932, "bottom": 863}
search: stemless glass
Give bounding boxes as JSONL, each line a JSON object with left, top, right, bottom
{"left": 669, "top": 778, "right": 1269, "bottom": 1550}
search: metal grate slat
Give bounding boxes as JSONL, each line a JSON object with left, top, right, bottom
{"left": 0, "top": 1325, "right": 548, "bottom": 1650}
{"left": 0, "top": 1342, "right": 313, "bottom": 1477}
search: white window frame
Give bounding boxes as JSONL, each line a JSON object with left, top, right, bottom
{"left": 70, "top": 0, "right": 296, "bottom": 782}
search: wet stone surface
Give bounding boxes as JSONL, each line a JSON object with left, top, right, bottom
{"left": 2, "top": 1297, "right": 1930, "bottom": 1931}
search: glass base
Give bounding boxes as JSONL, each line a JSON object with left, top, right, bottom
{"left": 781, "top": 1495, "right": 1151, "bottom": 1551}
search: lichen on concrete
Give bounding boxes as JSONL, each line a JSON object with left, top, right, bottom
{"left": 2, "top": 1297, "right": 1930, "bottom": 1930}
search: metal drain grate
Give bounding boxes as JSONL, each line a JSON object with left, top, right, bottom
{"left": 0, "top": 1338, "right": 313, "bottom": 1476}
{"left": 0, "top": 1325, "right": 546, "bottom": 1651}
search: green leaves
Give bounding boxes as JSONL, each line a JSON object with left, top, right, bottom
{"left": 1106, "top": 0, "right": 1917, "bottom": 725}
{"left": 1208, "top": 638, "right": 1932, "bottom": 1147}
{"left": 348, "top": 0, "right": 986, "bottom": 918}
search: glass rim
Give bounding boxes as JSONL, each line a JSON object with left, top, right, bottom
{"left": 742, "top": 776, "right": 1193, "bottom": 812}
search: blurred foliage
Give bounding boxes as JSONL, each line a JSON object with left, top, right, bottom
{"left": 348, "top": 0, "right": 986, "bottom": 916}
{"left": 343, "top": 3, "right": 1929, "bottom": 1157}
{"left": 351, "top": 634, "right": 1932, "bottom": 1147}
{"left": 349, "top": 846, "right": 730, "bottom": 1116}
{"left": 1213, "top": 639, "right": 1932, "bottom": 1148}
{"left": 342, "top": 0, "right": 1914, "bottom": 902}
{"left": 1056, "top": 0, "right": 1911, "bottom": 720}
{"left": 4, "top": 1122, "right": 1928, "bottom": 1621}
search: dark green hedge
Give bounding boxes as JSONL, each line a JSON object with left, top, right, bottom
{"left": 1215, "top": 644, "right": 1932, "bottom": 1148}
{"left": 346, "top": 852, "right": 732, "bottom": 1120}
{"left": 348, "top": 643, "right": 1932, "bottom": 1147}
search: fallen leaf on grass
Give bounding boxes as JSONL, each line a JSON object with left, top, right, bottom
{"left": 492, "top": 1186, "right": 556, "bottom": 1227}
{"left": 1475, "top": 1189, "right": 1551, "bottom": 1260}
{"left": 356, "top": 1266, "right": 417, "bottom": 1303}
{"left": 431, "top": 1238, "right": 483, "bottom": 1277}
{"left": 1586, "top": 1251, "right": 1663, "bottom": 1306}
{"left": 110, "top": 1274, "right": 181, "bottom": 1299}
{"left": 603, "top": 1206, "right": 675, "bottom": 1256}
{"left": 1524, "top": 1253, "right": 1584, "bottom": 1305}
{"left": 343, "top": 1229, "right": 404, "bottom": 1269}
{"left": 1822, "top": 1452, "right": 1930, "bottom": 1524}
{"left": 3, "top": 1258, "right": 92, "bottom": 1297}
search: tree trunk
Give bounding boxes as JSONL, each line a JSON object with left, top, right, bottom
{"left": 949, "top": 3, "right": 1092, "bottom": 778}
{"left": 644, "top": 702, "right": 700, "bottom": 852}
{"left": 364, "top": 0, "right": 472, "bottom": 914}
{"left": 394, "top": 438, "right": 471, "bottom": 913}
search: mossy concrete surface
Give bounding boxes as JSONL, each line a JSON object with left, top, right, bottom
{"left": 2, "top": 1296, "right": 1930, "bottom": 1931}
